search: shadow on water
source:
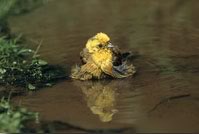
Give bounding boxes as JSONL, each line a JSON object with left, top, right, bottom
{"left": 7, "top": 0, "right": 199, "bottom": 133}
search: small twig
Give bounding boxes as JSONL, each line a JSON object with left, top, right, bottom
{"left": 33, "top": 39, "right": 43, "bottom": 58}
{"left": 7, "top": 89, "right": 13, "bottom": 103}
{"left": 148, "top": 93, "right": 191, "bottom": 113}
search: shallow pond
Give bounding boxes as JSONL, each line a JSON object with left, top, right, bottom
{"left": 8, "top": 0, "right": 199, "bottom": 133}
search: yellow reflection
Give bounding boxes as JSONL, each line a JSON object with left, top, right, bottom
{"left": 76, "top": 81, "right": 118, "bottom": 122}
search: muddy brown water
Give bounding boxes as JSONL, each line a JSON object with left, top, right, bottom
{"left": 7, "top": 0, "right": 199, "bottom": 133}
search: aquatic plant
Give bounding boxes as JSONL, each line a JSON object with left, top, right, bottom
{"left": 0, "top": 37, "right": 66, "bottom": 90}
{"left": 0, "top": 98, "right": 38, "bottom": 133}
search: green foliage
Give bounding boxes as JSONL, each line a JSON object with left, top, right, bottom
{"left": 0, "top": 0, "right": 48, "bottom": 36}
{"left": 0, "top": 0, "right": 47, "bottom": 19}
{"left": 0, "top": 0, "right": 17, "bottom": 20}
{"left": 0, "top": 98, "right": 38, "bottom": 133}
{"left": 0, "top": 37, "right": 66, "bottom": 90}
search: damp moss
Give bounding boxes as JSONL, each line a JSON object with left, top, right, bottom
{"left": 0, "top": 37, "right": 66, "bottom": 90}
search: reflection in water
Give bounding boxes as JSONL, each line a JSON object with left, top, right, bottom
{"left": 76, "top": 81, "right": 118, "bottom": 122}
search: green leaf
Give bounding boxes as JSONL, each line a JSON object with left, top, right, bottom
{"left": 45, "top": 83, "right": 52, "bottom": 87}
{"left": 38, "top": 59, "right": 47, "bottom": 66}
{"left": 0, "top": 68, "right": 6, "bottom": 74}
{"left": 17, "top": 49, "right": 33, "bottom": 55}
{"left": 28, "top": 84, "right": 36, "bottom": 90}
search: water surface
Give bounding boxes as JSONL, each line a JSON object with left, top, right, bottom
{"left": 9, "top": 0, "right": 199, "bottom": 133}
